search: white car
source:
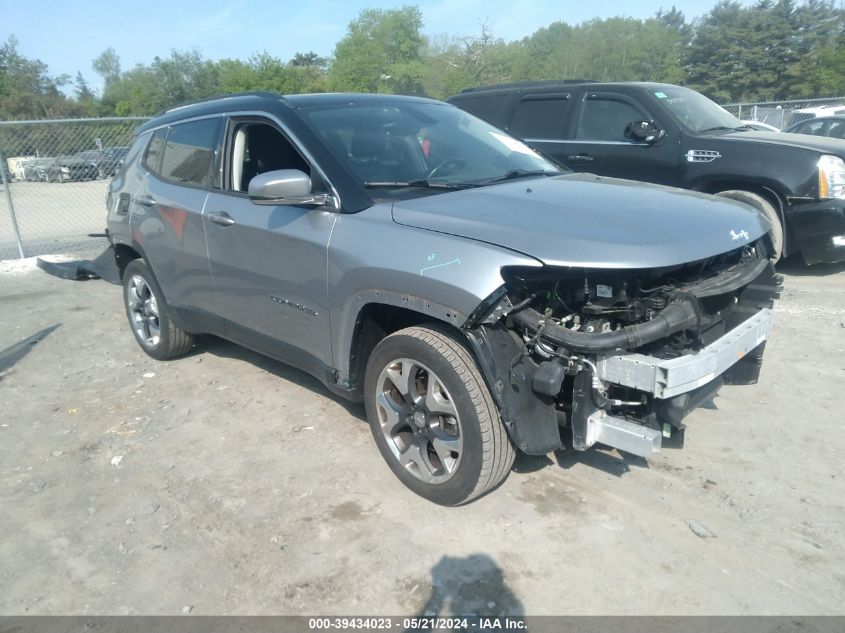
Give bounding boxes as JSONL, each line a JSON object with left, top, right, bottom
{"left": 740, "top": 120, "right": 781, "bottom": 132}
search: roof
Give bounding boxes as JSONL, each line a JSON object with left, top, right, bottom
{"left": 136, "top": 91, "right": 445, "bottom": 134}
{"left": 452, "top": 80, "right": 683, "bottom": 97}
{"left": 284, "top": 93, "right": 443, "bottom": 108}
{"left": 457, "top": 79, "right": 595, "bottom": 94}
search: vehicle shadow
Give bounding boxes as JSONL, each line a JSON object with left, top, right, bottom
{"left": 405, "top": 553, "right": 524, "bottom": 627}
{"left": 0, "top": 324, "right": 60, "bottom": 379}
{"left": 777, "top": 254, "right": 845, "bottom": 277}
{"left": 553, "top": 446, "right": 649, "bottom": 477}
{"left": 191, "top": 334, "right": 366, "bottom": 422}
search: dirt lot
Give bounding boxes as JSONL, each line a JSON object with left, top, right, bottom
{"left": 1, "top": 256, "right": 844, "bottom": 616}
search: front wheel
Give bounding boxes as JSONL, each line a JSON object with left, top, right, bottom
{"left": 364, "top": 326, "right": 515, "bottom": 505}
{"left": 122, "top": 259, "right": 193, "bottom": 360}
{"left": 716, "top": 190, "right": 783, "bottom": 262}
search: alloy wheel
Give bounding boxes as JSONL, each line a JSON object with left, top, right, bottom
{"left": 375, "top": 358, "right": 463, "bottom": 484}
{"left": 126, "top": 275, "right": 161, "bottom": 347}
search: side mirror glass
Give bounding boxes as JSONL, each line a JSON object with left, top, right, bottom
{"left": 248, "top": 169, "right": 335, "bottom": 207}
{"left": 624, "top": 120, "right": 664, "bottom": 144}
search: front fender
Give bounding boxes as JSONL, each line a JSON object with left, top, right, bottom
{"left": 327, "top": 206, "right": 542, "bottom": 383}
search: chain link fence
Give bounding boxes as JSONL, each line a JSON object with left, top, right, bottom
{"left": 3, "top": 101, "right": 845, "bottom": 259}
{"left": 0, "top": 117, "right": 149, "bottom": 260}
{"left": 722, "top": 96, "right": 845, "bottom": 130}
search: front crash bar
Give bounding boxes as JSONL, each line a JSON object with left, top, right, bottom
{"left": 594, "top": 307, "right": 774, "bottom": 399}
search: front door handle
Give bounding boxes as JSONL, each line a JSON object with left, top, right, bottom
{"left": 567, "top": 154, "right": 594, "bottom": 163}
{"left": 136, "top": 194, "right": 157, "bottom": 207}
{"left": 208, "top": 211, "right": 236, "bottom": 227}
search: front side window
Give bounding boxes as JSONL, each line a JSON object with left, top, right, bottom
{"left": 793, "top": 120, "right": 826, "bottom": 136}
{"left": 159, "top": 118, "right": 220, "bottom": 186}
{"left": 300, "top": 102, "right": 561, "bottom": 190}
{"left": 577, "top": 95, "right": 645, "bottom": 141}
{"left": 828, "top": 121, "right": 845, "bottom": 139}
{"left": 228, "top": 121, "right": 311, "bottom": 192}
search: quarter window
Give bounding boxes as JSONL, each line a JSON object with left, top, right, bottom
{"left": 143, "top": 129, "right": 166, "bottom": 173}
{"left": 508, "top": 98, "right": 569, "bottom": 139}
{"left": 159, "top": 118, "right": 220, "bottom": 186}
{"left": 577, "top": 96, "right": 645, "bottom": 141}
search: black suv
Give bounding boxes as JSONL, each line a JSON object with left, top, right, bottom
{"left": 448, "top": 81, "right": 845, "bottom": 265}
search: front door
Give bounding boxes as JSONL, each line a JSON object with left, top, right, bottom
{"left": 563, "top": 90, "right": 680, "bottom": 185}
{"left": 203, "top": 117, "right": 338, "bottom": 372}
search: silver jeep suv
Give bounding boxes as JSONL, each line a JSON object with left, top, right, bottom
{"left": 106, "top": 92, "right": 780, "bottom": 505}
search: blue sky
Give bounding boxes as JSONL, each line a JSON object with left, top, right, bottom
{"left": 3, "top": 0, "right": 723, "bottom": 92}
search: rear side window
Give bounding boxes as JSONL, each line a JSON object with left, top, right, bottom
{"left": 508, "top": 97, "right": 569, "bottom": 139}
{"left": 793, "top": 120, "right": 826, "bottom": 136}
{"left": 452, "top": 95, "right": 507, "bottom": 123}
{"left": 160, "top": 118, "right": 220, "bottom": 186}
{"left": 577, "top": 95, "right": 645, "bottom": 141}
{"left": 143, "top": 128, "right": 167, "bottom": 172}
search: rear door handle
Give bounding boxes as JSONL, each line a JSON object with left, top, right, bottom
{"left": 567, "top": 154, "right": 594, "bottom": 163}
{"left": 207, "top": 211, "right": 236, "bottom": 227}
{"left": 136, "top": 194, "right": 157, "bottom": 207}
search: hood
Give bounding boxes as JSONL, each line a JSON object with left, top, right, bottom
{"left": 718, "top": 130, "right": 845, "bottom": 156}
{"left": 391, "top": 174, "right": 770, "bottom": 269}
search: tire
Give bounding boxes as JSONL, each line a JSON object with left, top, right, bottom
{"left": 122, "top": 259, "right": 193, "bottom": 360}
{"left": 715, "top": 189, "right": 783, "bottom": 262}
{"left": 364, "top": 325, "right": 515, "bottom": 505}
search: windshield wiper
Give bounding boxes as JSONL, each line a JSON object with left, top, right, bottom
{"left": 363, "top": 180, "right": 473, "bottom": 190}
{"left": 471, "top": 169, "right": 559, "bottom": 186}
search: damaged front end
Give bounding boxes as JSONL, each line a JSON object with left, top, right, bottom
{"left": 464, "top": 243, "right": 782, "bottom": 458}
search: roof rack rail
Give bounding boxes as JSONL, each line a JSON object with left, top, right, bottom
{"left": 156, "top": 91, "right": 282, "bottom": 116}
{"left": 459, "top": 79, "right": 595, "bottom": 94}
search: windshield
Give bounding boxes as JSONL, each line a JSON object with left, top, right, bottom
{"left": 300, "top": 102, "right": 561, "bottom": 188}
{"left": 76, "top": 151, "right": 101, "bottom": 160}
{"left": 654, "top": 86, "right": 743, "bottom": 133}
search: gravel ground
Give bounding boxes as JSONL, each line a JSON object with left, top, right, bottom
{"left": 0, "top": 256, "right": 843, "bottom": 616}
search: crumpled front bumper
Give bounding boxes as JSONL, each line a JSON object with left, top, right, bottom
{"left": 579, "top": 307, "right": 775, "bottom": 458}
{"left": 595, "top": 307, "right": 774, "bottom": 399}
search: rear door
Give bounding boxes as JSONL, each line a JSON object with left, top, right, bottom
{"left": 504, "top": 93, "right": 574, "bottom": 166}
{"left": 563, "top": 90, "right": 680, "bottom": 184}
{"left": 202, "top": 115, "right": 338, "bottom": 373}
{"left": 131, "top": 117, "right": 221, "bottom": 320}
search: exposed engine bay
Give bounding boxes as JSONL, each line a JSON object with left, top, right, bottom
{"left": 465, "top": 242, "right": 782, "bottom": 458}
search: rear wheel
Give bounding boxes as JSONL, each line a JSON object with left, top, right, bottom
{"left": 122, "top": 259, "right": 193, "bottom": 360}
{"left": 716, "top": 189, "right": 783, "bottom": 262}
{"left": 364, "top": 325, "right": 515, "bottom": 505}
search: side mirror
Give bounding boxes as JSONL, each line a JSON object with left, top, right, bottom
{"left": 248, "top": 169, "right": 335, "bottom": 207}
{"left": 624, "top": 120, "right": 664, "bottom": 144}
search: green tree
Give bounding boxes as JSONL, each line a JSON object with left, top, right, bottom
{"left": 0, "top": 36, "right": 76, "bottom": 119}
{"left": 92, "top": 47, "right": 121, "bottom": 90}
{"left": 328, "top": 6, "right": 426, "bottom": 94}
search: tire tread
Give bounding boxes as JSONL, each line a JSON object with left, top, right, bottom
{"left": 394, "top": 325, "right": 515, "bottom": 503}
